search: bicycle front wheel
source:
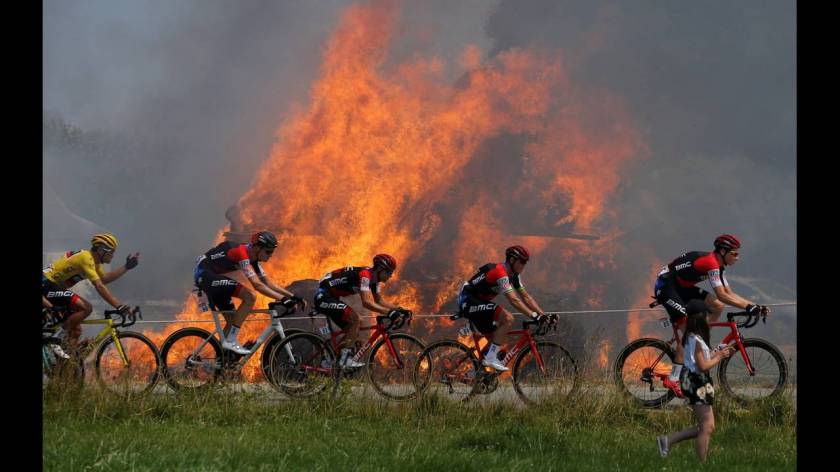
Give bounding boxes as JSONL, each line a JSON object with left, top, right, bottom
{"left": 267, "top": 332, "right": 335, "bottom": 398}
{"left": 413, "top": 340, "right": 479, "bottom": 402}
{"left": 96, "top": 331, "right": 161, "bottom": 395}
{"left": 367, "top": 333, "right": 425, "bottom": 401}
{"left": 717, "top": 338, "right": 788, "bottom": 404}
{"left": 513, "top": 341, "right": 578, "bottom": 405}
{"left": 160, "top": 328, "right": 222, "bottom": 392}
{"left": 614, "top": 338, "right": 675, "bottom": 408}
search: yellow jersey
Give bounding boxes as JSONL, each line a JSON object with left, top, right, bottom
{"left": 43, "top": 250, "right": 105, "bottom": 288}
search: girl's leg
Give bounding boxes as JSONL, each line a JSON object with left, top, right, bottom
{"left": 665, "top": 424, "right": 699, "bottom": 448}
{"left": 693, "top": 404, "right": 715, "bottom": 461}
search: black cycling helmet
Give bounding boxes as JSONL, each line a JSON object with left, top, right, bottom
{"left": 713, "top": 234, "right": 741, "bottom": 252}
{"left": 251, "top": 231, "right": 278, "bottom": 249}
{"left": 505, "top": 245, "right": 531, "bottom": 263}
{"left": 373, "top": 254, "right": 397, "bottom": 273}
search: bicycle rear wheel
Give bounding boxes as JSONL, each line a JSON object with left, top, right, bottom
{"left": 414, "top": 340, "right": 479, "bottom": 402}
{"left": 367, "top": 333, "right": 425, "bottom": 401}
{"left": 96, "top": 331, "right": 161, "bottom": 395}
{"left": 160, "top": 328, "right": 222, "bottom": 392}
{"left": 513, "top": 341, "right": 578, "bottom": 405}
{"left": 267, "top": 332, "right": 335, "bottom": 398}
{"left": 614, "top": 338, "right": 675, "bottom": 408}
{"left": 42, "top": 336, "right": 84, "bottom": 392}
{"left": 717, "top": 338, "right": 788, "bottom": 405}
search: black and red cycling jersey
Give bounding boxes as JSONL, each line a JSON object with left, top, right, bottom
{"left": 461, "top": 262, "right": 525, "bottom": 301}
{"left": 318, "top": 266, "right": 380, "bottom": 297}
{"left": 196, "top": 241, "right": 265, "bottom": 279}
{"left": 659, "top": 251, "right": 727, "bottom": 289}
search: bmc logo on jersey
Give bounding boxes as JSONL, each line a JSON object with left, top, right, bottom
{"left": 470, "top": 274, "right": 486, "bottom": 285}
{"left": 209, "top": 252, "right": 226, "bottom": 260}
{"left": 329, "top": 277, "right": 348, "bottom": 287}
{"left": 469, "top": 304, "right": 494, "bottom": 313}
{"left": 674, "top": 261, "right": 692, "bottom": 271}
{"left": 47, "top": 290, "right": 73, "bottom": 298}
{"left": 319, "top": 302, "right": 347, "bottom": 310}
{"left": 211, "top": 280, "right": 238, "bottom": 287}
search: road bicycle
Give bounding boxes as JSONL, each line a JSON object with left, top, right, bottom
{"left": 413, "top": 316, "right": 578, "bottom": 404}
{"left": 42, "top": 306, "right": 160, "bottom": 395}
{"left": 267, "top": 310, "right": 424, "bottom": 401}
{"left": 614, "top": 310, "right": 788, "bottom": 407}
{"left": 160, "top": 297, "right": 304, "bottom": 392}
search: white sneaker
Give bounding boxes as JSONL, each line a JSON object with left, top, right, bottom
{"left": 49, "top": 343, "right": 70, "bottom": 360}
{"left": 222, "top": 340, "right": 250, "bottom": 355}
{"left": 481, "top": 357, "right": 509, "bottom": 372}
{"left": 657, "top": 436, "right": 669, "bottom": 457}
{"left": 339, "top": 349, "right": 365, "bottom": 369}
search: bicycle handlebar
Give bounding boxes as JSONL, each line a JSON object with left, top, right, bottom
{"left": 268, "top": 296, "right": 303, "bottom": 318}
{"left": 725, "top": 311, "right": 766, "bottom": 329}
{"left": 104, "top": 306, "right": 142, "bottom": 328}
{"left": 521, "top": 317, "right": 556, "bottom": 336}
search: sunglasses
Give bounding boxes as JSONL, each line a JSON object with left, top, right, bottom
{"left": 263, "top": 249, "right": 275, "bottom": 256}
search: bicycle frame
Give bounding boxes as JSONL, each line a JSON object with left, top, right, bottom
{"left": 467, "top": 323, "right": 547, "bottom": 373}
{"left": 187, "top": 308, "right": 290, "bottom": 367}
{"left": 326, "top": 319, "right": 407, "bottom": 368}
{"left": 45, "top": 318, "right": 128, "bottom": 365}
{"left": 646, "top": 315, "right": 755, "bottom": 383}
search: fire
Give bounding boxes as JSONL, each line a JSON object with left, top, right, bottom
{"left": 143, "top": 0, "right": 648, "bottom": 383}
{"left": 626, "top": 258, "right": 666, "bottom": 342}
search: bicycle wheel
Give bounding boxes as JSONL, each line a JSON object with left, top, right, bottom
{"left": 413, "top": 340, "right": 479, "bottom": 402}
{"left": 367, "top": 333, "right": 425, "bottom": 401}
{"left": 42, "top": 336, "right": 84, "bottom": 391}
{"left": 614, "top": 338, "right": 675, "bottom": 408}
{"left": 95, "top": 331, "right": 161, "bottom": 395}
{"left": 267, "top": 332, "right": 335, "bottom": 398}
{"left": 717, "top": 338, "right": 788, "bottom": 404}
{"left": 512, "top": 341, "right": 578, "bottom": 405}
{"left": 160, "top": 328, "right": 222, "bottom": 391}
{"left": 259, "top": 328, "right": 306, "bottom": 384}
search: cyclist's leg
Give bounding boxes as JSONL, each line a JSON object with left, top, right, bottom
{"left": 464, "top": 300, "right": 507, "bottom": 370}
{"left": 200, "top": 273, "right": 247, "bottom": 344}
{"left": 702, "top": 291, "right": 725, "bottom": 323}
{"left": 314, "top": 289, "right": 359, "bottom": 364}
{"left": 489, "top": 306, "right": 513, "bottom": 348}
{"left": 225, "top": 285, "right": 256, "bottom": 343}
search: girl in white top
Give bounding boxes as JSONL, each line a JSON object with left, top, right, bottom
{"left": 656, "top": 300, "right": 735, "bottom": 462}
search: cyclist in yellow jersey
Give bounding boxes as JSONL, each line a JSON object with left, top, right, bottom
{"left": 42, "top": 233, "right": 139, "bottom": 353}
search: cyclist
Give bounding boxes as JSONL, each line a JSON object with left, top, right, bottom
{"left": 41, "top": 233, "right": 139, "bottom": 355}
{"left": 654, "top": 234, "right": 770, "bottom": 397}
{"left": 194, "top": 231, "right": 305, "bottom": 355}
{"left": 457, "top": 245, "right": 552, "bottom": 371}
{"left": 314, "top": 254, "right": 411, "bottom": 368}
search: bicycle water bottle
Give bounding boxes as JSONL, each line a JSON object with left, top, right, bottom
{"left": 195, "top": 290, "right": 209, "bottom": 313}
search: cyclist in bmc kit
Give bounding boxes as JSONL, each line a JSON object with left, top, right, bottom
{"left": 654, "top": 234, "right": 770, "bottom": 397}
{"left": 457, "top": 245, "right": 554, "bottom": 371}
{"left": 314, "top": 254, "right": 412, "bottom": 368}
{"left": 194, "top": 231, "right": 305, "bottom": 355}
{"left": 42, "top": 233, "right": 139, "bottom": 356}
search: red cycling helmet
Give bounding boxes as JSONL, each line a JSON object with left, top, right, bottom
{"left": 505, "top": 245, "right": 531, "bottom": 263}
{"left": 373, "top": 254, "right": 397, "bottom": 273}
{"left": 713, "top": 234, "right": 741, "bottom": 251}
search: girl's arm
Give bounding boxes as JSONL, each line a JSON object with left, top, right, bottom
{"left": 694, "top": 341, "right": 735, "bottom": 371}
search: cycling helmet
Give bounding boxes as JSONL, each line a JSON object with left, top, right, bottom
{"left": 713, "top": 234, "right": 741, "bottom": 251}
{"left": 91, "top": 233, "right": 118, "bottom": 251}
{"left": 251, "top": 231, "right": 278, "bottom": 249}
{"left": 373, "top": 254, "right": 397, "bottom": 273}
{"left": 505, "top": 245, "right": 531, "bottom": 263}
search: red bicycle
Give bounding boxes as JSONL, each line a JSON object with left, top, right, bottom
{"left": 267, "top": 311, "right": 424, "bottom": 401}
{"left": 614, "top": 310, "right": 788, "bottom": 407}
{"left": 413, "top": 317, "right": 578, "bottom": 404}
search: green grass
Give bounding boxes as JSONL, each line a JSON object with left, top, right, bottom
{"left": 43, "top": 385, "right": 796, "bottom": 471}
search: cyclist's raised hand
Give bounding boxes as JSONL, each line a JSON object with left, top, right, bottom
{"left": 125, "top": 252, "right": 140, "bottom": 270}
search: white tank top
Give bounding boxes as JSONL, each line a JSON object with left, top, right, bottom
{"left": 684, "top": 334, "right": 711, "bottom": 374}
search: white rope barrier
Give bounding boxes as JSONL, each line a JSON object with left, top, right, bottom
{"left": 123, "top": 302, "right": 796, "bottom": 325}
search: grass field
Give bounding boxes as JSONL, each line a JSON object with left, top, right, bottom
{"left": 43, "top": 380, "right": 796, "bottom": 471}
